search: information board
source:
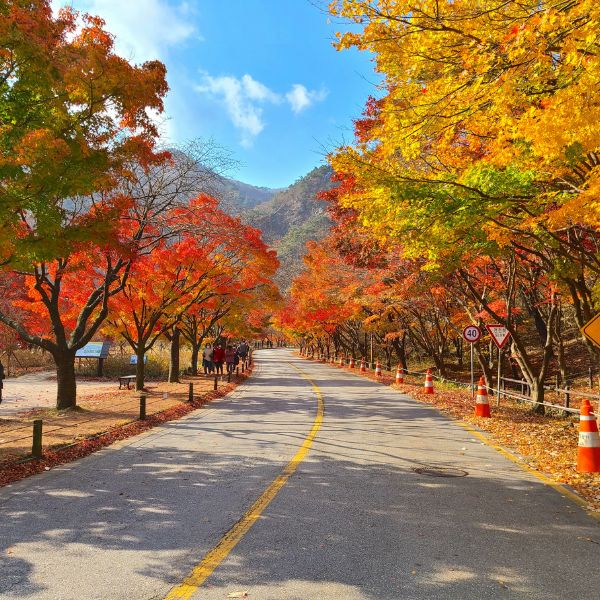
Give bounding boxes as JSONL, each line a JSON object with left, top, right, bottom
{"left": 75, "top": 342, "right": 111, "bottom": 359}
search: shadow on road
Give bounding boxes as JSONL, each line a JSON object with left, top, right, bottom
{"left": 0, "top": 350, "right": 598, "bottom": 599}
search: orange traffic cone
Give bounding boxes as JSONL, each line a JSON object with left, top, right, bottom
{"left": 475, "top": 377, "right": 491, "bottom": 418}
{"left": 375, "top": 360, "right": 382, "bottom": 376}
{"left": 395, "top": 365, "right": 404, "bottom": 384}
{"left": 424, "top": 369, "right": 434, "bottom": 394}
{"left": 360, "top": 358, "right": 367, "bottom": 373}
{"left": 349, "top": 356, "right": 355, "bottom": 369}
{"left": 577, "top": 399, "right": 600, "bottom": 473}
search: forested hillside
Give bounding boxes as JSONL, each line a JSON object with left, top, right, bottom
{"left": 244, "top": 166, "right": 334, "bottom": 289}
{"left": 216, "top": 177, "right": 280, "bottom": 211}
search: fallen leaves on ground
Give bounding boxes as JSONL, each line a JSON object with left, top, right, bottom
{"left": 0, "top": 368, "right": 254, "bottom": 488}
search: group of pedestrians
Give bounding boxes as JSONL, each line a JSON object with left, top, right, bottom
{"left": 202, "top": 340, "right": 250, "bottom": 376}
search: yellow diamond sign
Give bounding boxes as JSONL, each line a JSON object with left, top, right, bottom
{"left": 581, "top": 313, "right": 600, "bottom": 349}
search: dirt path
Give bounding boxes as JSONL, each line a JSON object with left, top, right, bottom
{"left": 0, "top": 371, "right": 117, "bottom": 416}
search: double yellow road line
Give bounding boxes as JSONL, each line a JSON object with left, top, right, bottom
{"left": 164, "top": 364, "right": 324, "bottom": 599}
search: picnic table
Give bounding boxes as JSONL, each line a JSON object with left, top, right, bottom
{"left": 118, "top": 375, "right": 137, "bottom": 390}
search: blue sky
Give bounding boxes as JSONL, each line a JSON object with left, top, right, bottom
{"left": 53, "top": 0, "right": 378, "bottom": 188}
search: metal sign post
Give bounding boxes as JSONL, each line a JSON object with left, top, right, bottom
{"left": 486, "top": 324, "right": 511, "bottom": 405}
{"left": 497, "top": 347, "right": 502, "bottom": 405}
{"left": 471, "top": 343, "right": 474, "bottom": 398}
{"left": 462, "top": 325, "right": 481, "bottom": 398}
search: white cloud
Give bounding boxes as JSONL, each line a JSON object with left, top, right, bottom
{"left": 196, "top": 73, "right": 328, "bottom": 147}
{"left": 242, "top": 75, "right": 281, "bottom": 104}
{"left": 196, "top": 73, "right": 282, "bottom": 147}
{"left": 286, "top": 84, "right": 328, "bottom": 114}
{"left": 52, "top": 0, "right": 197, "bottom": 62}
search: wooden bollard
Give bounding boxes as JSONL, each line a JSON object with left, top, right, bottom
{"left": 188, "top": 382, "right": 193, "bottom": 403}
{"left": 139, "top": 395, "right": 146, "bottom": 420}
{"left": 236, "top": 367, "right": 239, "bottom": 377}
{"left": 214, "top": 376, "right": 218, "bottom": 391}
{"left": 227, "top": 371, "right": 231, "bottom": 383}
{"left": 32, "top": 419, "right": 43, "bottom": 458}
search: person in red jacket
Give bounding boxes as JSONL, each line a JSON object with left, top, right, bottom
{"left": 212, "top": 344, "right": 225, "bottom": 375}
{"left": 225, "top": 345, "right": 236, "bottom": 374}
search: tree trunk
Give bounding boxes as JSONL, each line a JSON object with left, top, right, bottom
{"left": 391, "top": 334, "right": 408, "bottom": 371}
{"left": 433, "top": 354, "right": 447, "bottom": 378}
{"left": 136, "top": 348, "right": 146, "bottom": 391}
{"left": 190, "top": 343, "right": 200, "bottom": 376}
{"left": 168, "top": 327, "right": 180, "bottom": 383}
{"left": 55, "top": 350, "right": 77, "bottom": 410}
{"left": 530, "top": 380, "right": 545, "bottom": 415}
{"left": 455, "top": 337, "right": 463, "bottom": 367}
{"left": 475, "top": 345, "right": 495, "bottom": 388}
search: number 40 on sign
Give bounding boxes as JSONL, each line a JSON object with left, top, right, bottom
{"left": 462, "top": 325, "right": 481, "bottom": 343}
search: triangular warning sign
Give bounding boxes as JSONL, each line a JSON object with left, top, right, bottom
{"left": 486, "top": 324, "right": 511, "bottom": 349}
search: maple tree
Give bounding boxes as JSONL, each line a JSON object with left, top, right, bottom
{"left": 0, "top": 1, "right": 168, "bottom": 264}
{"left": 106, "top": 195, "right": 278, "bottom": 390}
{"left": 180, "top": 298, "right": 232, "bottom": 376}
{"left": 0, "top": 1, "right": 171, "bottom": 408}
{"left": 273, "top": 0, "right": 600, "bottom": 413}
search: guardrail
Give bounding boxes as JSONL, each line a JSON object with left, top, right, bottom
{"left": 300, "top": 350, "right": 591, "bottom": 415}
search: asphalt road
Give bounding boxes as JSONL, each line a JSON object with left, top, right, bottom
{"left": 1, "top": 349, "right": 598, "bottom": 599}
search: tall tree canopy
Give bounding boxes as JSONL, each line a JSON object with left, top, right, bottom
{"left": 0, "top": 0, "right": 168, "bottom": 264}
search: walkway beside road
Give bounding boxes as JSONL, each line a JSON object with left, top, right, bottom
{"left": 0, "top": 349, "right": 598, "bottom": 599}
{"left": 0, "top": 371, "right": 116, "bottom": 416}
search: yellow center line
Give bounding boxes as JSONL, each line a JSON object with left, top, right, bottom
{"left": 163, "top": 362, "right": 324, "bottom": 599}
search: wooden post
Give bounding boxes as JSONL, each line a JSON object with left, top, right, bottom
{"left": 214, "top": 376, "right": 218, "bottom": 391}
{"left": 236, "top": 367, "right": 239, "bottom": 377}
{"left": 188, "top": 382, "right": 193, "bottom": 403}
{"left": 139, "top": 395, "right": 146, "bottom": 420}
{"left": 227, "top": 371, "right": 231, "bottom": 383}
{"left": 32, "top": 419, "right": 43, "bottom": 458}
{"left": 589, "top": 367, "right": 593, "bottom": 389}
{"left": 564, "top": 382, "right": 570, "bottom": 409}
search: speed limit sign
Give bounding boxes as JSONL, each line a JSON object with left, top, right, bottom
{"left": 462, "top": 325, "right": 481, "bottom": 343}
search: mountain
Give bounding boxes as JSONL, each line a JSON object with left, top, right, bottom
{"left": 159, "top": 149, "right": 332, "bottom": 290}
{"left": 243, "top": 165, "right": 334, "bottom": 290}
{"left": 163, "top": 150, "right": 334, "bottom": 290}
{"left": 215, "top": 177, "right": 281, "bottom": 212}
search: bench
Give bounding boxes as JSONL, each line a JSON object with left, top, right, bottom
{"left": 118, "top": 375, "right": 137, "bottom": 390}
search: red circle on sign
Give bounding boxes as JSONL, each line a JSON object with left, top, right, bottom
{"left": 462, "top": 325, "right": 481, "bottom": 343}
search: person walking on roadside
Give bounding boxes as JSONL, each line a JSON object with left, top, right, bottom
{"left": 212, "top": 343, "right": 225, "bottom": 375}
{"left": 202, "top": 344, "right": 213, "bottom": 375}
{"left": 237, "top": 339, "right": 249, "bottom": 366}
{"left": 225, "top": 344, "right": 236, "bottom": 375}
{"left": 0, "top": 360, "right": 4, "bottom": 404}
